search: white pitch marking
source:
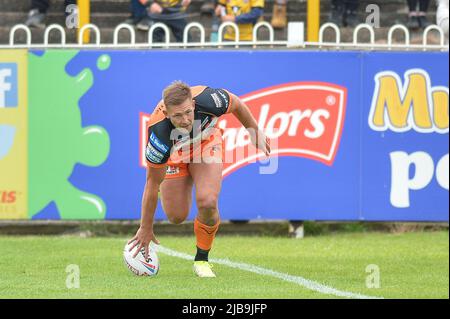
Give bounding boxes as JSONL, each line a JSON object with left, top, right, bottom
{"left": 157, "top": 245, "right": 384, "bottom": 299}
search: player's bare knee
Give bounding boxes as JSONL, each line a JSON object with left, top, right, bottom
{"left": 197, "top": 193, "right": 218, "bottom": 213}
{"left": 167, "top": 214, "right": 187, "bottom": 225}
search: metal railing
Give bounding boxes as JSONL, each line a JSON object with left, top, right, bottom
{"left": 78, "top": 23, "right": 101, "bottom": 46}
{"left": 183, "top": 22, "right": 205, "bottom": 47}
{"left": 113, "top": 23, "right": 135, "bottom": 45}
{"left": 387, "top": 24, "right": 410, "bottom": 49}
{"left": 3, "top": 22, "right": 449, "bottom": 51}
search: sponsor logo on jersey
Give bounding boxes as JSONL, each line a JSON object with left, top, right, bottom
{"left": 218, "top": 90, "right": 229, "bottom": 102}
{"left": 146, "top": 152, "right": 163, "bottom": 164}
{"left": 150, "top": 132, "right": 169, "bottom": 153}
{"left": 211, "top": 93, "right": 223, "bottom": 109}
{"left": 146, "top": 142, "right": 164, "bottom": 160}
{"left": 218, "top": 90, "right": 229, "bottom": 110}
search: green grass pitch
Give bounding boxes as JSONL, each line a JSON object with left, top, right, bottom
{"left": 0, "top": 231, "right": 448, "bottom": 299}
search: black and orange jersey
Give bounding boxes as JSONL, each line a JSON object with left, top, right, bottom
{"left": 145, "top": 86, "right": 235, "bottom": 168}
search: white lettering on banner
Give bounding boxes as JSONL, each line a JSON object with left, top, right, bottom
{"left": 436, "top": 154, "right": 449, "bottom": 190}
{"left": 368, "top": 69, "right": 449, "bottom": 211}
{"left": 390, "top": 151, "right": 449, "bottom": 208}
{"left": 219, "top": 103, "right": 330, "bottom": 151}
{"left": 306, "top": 109, "right": 330, "bottom": 139}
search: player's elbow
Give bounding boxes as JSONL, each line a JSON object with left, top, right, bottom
{"left": 146, "top": 166, "right": 166, "bottom": 185}
{"left": 230, "top": 94, "right": 244, "bottom": 115}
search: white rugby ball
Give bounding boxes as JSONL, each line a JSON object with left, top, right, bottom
{"left": 123, "top": 241, "right": 160, "bottom": 276}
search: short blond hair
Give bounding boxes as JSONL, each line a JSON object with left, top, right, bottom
{"left": 163, "top": 81, "right": 192, "bottom": 108}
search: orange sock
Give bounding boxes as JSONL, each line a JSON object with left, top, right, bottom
{"left": 194, "top": 218, "right": 220, "bottom": 251}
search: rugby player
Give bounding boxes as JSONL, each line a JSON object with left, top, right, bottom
{"left": 128, "top": 81, "right": 270, "bottom": 277}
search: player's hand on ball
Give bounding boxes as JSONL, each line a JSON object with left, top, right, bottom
{"left": 128, "top": 226, "right": 160, "bottom": 259}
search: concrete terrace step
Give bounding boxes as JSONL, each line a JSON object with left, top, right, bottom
{"left": 0, "top": 0, "right": 431, "bottom": 13}
{"left": 0, "top": 0, "right": 439, "bottom": 45}
{"left": 1, "top": 10, "right": 436, "bottom": 28}
{"left": 0, "top": 12, "right": 130, "bottom": 28}
{"left": 0, "top": 0, "right": 133, "bottom": 13}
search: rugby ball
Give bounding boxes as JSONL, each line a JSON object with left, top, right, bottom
{"left": 123, "top": 241, "right": 160, "bottom": 276}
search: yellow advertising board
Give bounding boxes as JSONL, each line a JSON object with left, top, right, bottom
{"left": 0, "top": 50, "right": 28, "bottom": 219}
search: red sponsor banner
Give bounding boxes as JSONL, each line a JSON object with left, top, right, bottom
{"left": 219, "top": 82, "right": 347, "bottom": 177}
{"left": 139, "top": 82, "right": 347, "bottom": 177}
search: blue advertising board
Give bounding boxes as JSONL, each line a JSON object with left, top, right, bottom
{"left": 27, "top": 50, "right": 448, "bottom": 221}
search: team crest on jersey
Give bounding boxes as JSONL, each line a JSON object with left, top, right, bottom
{"left": 166, "top": 165, "right": 180, "bottom": 175}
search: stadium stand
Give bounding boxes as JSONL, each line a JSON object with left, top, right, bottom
{"left": 0, "top": 0, "right": 444, "bottom": 45}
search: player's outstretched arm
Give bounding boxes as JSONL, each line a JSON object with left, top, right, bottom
{"left": 128, "top": 165, "right": 166, "bottom": 259}
{"left": 229, "top": 93, "right": 271, "bottom": 156}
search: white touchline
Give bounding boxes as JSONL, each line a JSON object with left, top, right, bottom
{"left": 157, "top": 245, "right": 384, "bottom": 300}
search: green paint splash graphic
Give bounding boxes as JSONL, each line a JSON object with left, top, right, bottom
{"left": 29, "top": 51, "right": 111, "bottom": 220}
